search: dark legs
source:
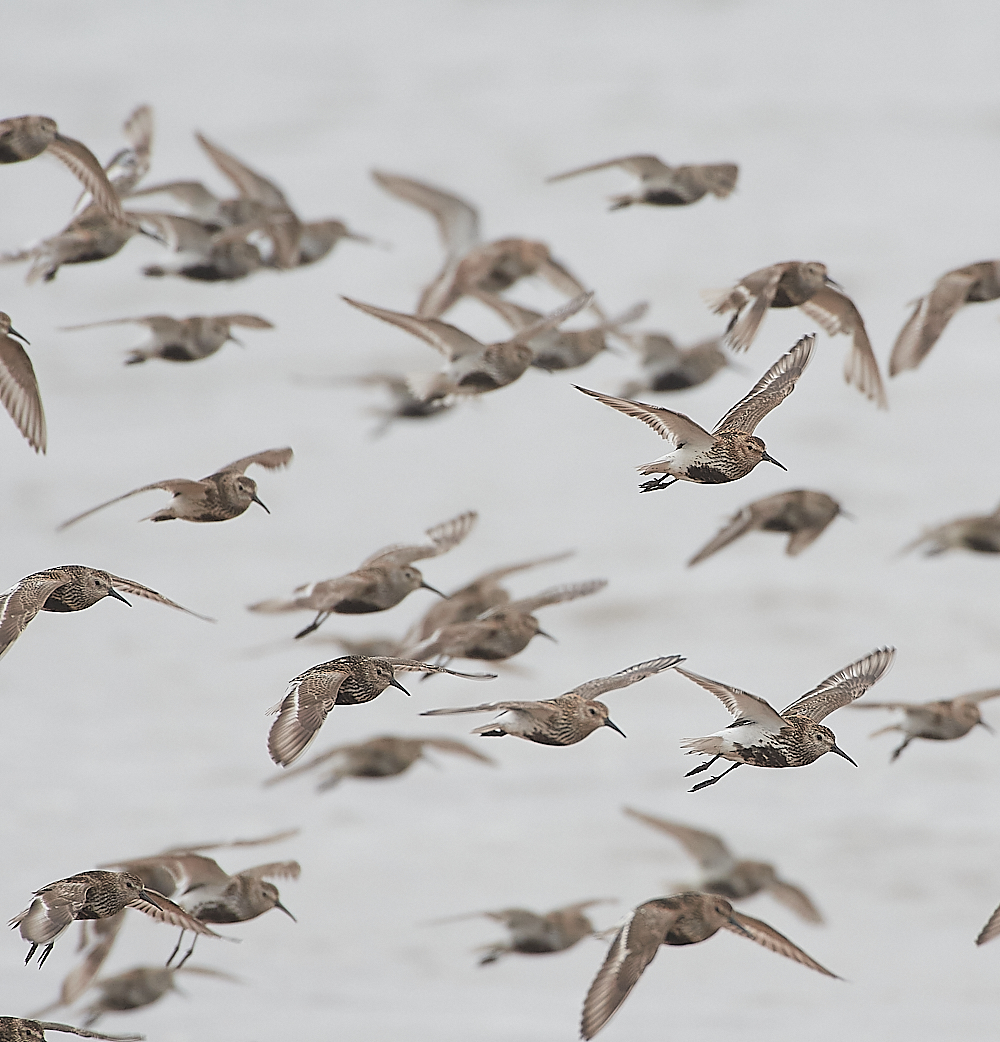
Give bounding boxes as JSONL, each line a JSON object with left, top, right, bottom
{"left": 684, "top": 754, "right": 721, "bottom": 777}
{"left": 639, "top": 475, "right": 679, "bottom": 494}
{"left": 690, "top": 761, "right": 743, "bottom": 792}
{"left": 167, "top": 927, "right": 186, "bottom": 966}
{"left": 175, "top": 933, "right": 198, "bottom": 969}
{"left": 294, "top": 611, "right": 330, "bottom": 640}
{"left": 889, "top": 737, "right": 912, "bottom": 762}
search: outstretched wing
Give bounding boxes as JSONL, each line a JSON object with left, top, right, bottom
{"left": 420, "top": 737, "right": 497, "bottom": 763}
{"left": 622, "top": 808, "right": 735, "bottom": 875}
{"left": 57, "top": 479, "right": 210, "bottom": 530}
{"left": 0, "top": 572, "right": 71, "bottom": 661}
{"left": 687, "top": 504, "right": 762, "bottom": 566}
{"left": 889, "top": 268, "right": 979, "bottom": 375}
{"left": 106, "top": 573, "right": 215, "bottom": 621}
{"left": 976, "top": 902, "right": 1000, "bottom": 946}
{"left": 767, "top": 880, "right": 824, "bottom": 924}
{"left": 47, "top": 134, "right": 127, "bottom": 224}
{"left": 216, "top": 447, "right": 293, "bottom": 476}
{"left": 547, "top": 154, "right": 672, "bottom": 182}
{"left": 507, "top": 292, "right": 594, "bottom": 347}
{"left": 33, "top": 1022, "right": 143, "bottom": 1042}
{"left": 195, "top": 132, "right": 289, "bottom": 208}
{"left": 957, "top": 688, "right": 1000, "bottom": 705}
{"left": 782, "top": 647, "right": 896, "bottom": 721}
{"left": 383, "top": 657, "right": 496, "bottom": 680}
{"left": 713, "top": 334, "right": 814, "bottom": 435}
{"left": 500, "top": 578, "right": 607, "bottom": 616}
{"left": 267, "top": 670, "right": 347, "bottom": 767}
{"left": 419, "top": 699, "right": 547, "bottom": 718}
{"left": 129, "top": 889, "right": 221, "bottom": 936}
{"left": 0, "top": 333, "right": 46, "bottom": 453}
{"left": 723, "top": 910, "right": 838, "bottom": 977}
{"left": 568, "top": 656, "right": 684, "bottom": 699}
{"left": 342, "top": 296, "right": 485, "bottom": 362}
{"left": 574, "top": 386, "right": 715, "bottom": 451}
{"left": 675, "top": 667, "right": 786, "bottom": 731}
{"left": 238, "top": 861, "right": 301, "bottom": 882}
{"left": 371, "top": 170, "right": 480, "bottom": 258}
{"left": 370, "top": 511, "right": 478, "bottom": 567}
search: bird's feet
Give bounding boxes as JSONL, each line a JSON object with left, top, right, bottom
{"left": 638, "top": 475, "right": 676, "bottom": 493}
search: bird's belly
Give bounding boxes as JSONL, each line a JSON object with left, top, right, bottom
{"left": 160, "top": 344, "right": 200, "bottom": 361}
{"left": 651, "top": 370, "right": 696, "bottom": 391}
{"left": 332, "top": 599, "right": 385, "bottom": 614}
{"left": 770, "top": 288, "right": 797, "bottom": 308}
{"left": 643, "top": 189, "right": 689, "bottom": 206}
{"left": 684, "top": 463, "right": 737, "bottom": 484}
{"left": 41, "top": 594, "right": 78, "bottom": 612}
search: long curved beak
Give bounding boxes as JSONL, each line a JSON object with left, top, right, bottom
{"left": 978, "top": 720, "right": 996, "bottom": 735}
{"left": 420, "top": 581, "right": 446, "bottom": 598}
{"left": 838, "top": 509, "right": 857, "bottom": 522}
{"left": 141, "top": 889, "right": 162, "bottom": 910}
{"left": 251, "top": 492, "right": 271, "bottom": 514}
{"left": 727, "top": 914, "right": 753, "bottom": 937}
{"left": 390, "top": 676, "right": 412, "bottom": 697}
{"left": 604, "top": 717, "right": 626, "bottom": 737}
{"left": 227, "top": 334, "right": 245, "bottom": 347}
{"left": 761, "top": 451, "right": 786, "bottom": 471}
{"left": 274, "top": 899, "right": 297, "bottom": 922}
{"left": 108, "top": 587, "right": 132, "bottom": 606}
{"left": 830, "top": 744, "right": 857, "bottom": 767}
{"left": 8, "top": 326, "right": 29, "bottom": 345}
{"left": 824, "top": 275, "right": 845, "bottom": 291}
{"left": 536, "top": 628, "right": 557, "bottom": 642}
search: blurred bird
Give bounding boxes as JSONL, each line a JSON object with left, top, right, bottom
{"left": 405, "top": 578, "right": 607, "bottom": 666}
{"left": 577, "top": 335, "right": 814, "bottom": 492}
{"left": 331, "top": 372, "right": 457, "bottom": 435}
{"left": 580, "top": 892, "right": 838, "bottom": 1039}
{"left": 678, "top": 647, "right": 896, "bottom": 790}
{"left": 0, "top": 1019, "right": 140, "bottom": 1042}
{"left": 852, "top": 688, "right": 1000, "bottom": 760}
{"left": 619, "top": 330, "right": 730, "bottom": 396}
{"left": 343, "top": 292, "right": 592, "bottom": 396}
{"left": 687, "top": 490, "right": 844, "bottom": 566}
{"left": 421, "top": 655, "right": 682, "bottom": 745}
{"left": 431, "top": 900, "right": 613, "bottom": 964}
{"left": 0, "top": 115, "right": 127, "bottom": 223}
{"left": 902, "top": 504, "right": 1000, "bottom": 556}
{"left": 78, "top": 966, "right": 237, "bottom": 1026}
{"left": 547, "top": 154, "right": 738, "bottom": 209}
{"left": 0, "top": 565, "right": 212, "bottom": 663}
{"left": 9, "top": 871, "right": 218, "bottom": 968}
{"left": 703, "top": 260, "right": 886, "bottom": 406}
{"left": 0, "top": 311, "right": 46, "bottom": 453}
{"left": 266, "top": 655, "right": 496, "bottom": 767}
{"left": 62, "top": 312, "right": 274, "bottom": 365}
{"left": 263, "top": 734, "right": 496, "bottom": 790}
{"left": 622, "top": 809, "right": 823, "bottom": 923}
{"left": 890, "top": 260, "right": 1000, "bottom": 375}
{"left": 372, "top": 170, "right": 604, "bottom": 319}
{"left": 248, "top": 511, "right": 477, "bottom": 639}
{"left": 58, "top": 448, "right": 292, "bottom": 528}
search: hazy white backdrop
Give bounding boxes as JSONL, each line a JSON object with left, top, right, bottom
{"left": 3, "top": 1, "right": 1000, "bottom": 1038}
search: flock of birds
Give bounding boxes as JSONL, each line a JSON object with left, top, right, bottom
{"left": 2, "top": 103, "right": 1000, "bottom": 1041}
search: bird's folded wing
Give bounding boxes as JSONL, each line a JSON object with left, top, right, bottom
{"left": 569, "top": 656, "right": 684, "bottom": 699}
{"left": 195, "top": 132, "right": 289, "bottom": 208}
{"left": 675, "top": 667, "right": 787, "bottom": 730}
{"left": 622, "top": 808, "right": 734, "bottom": 873}
{"left": 724, "top": 911, "right": 838, "bottom": 976}
{"left": 58, "top": 480, "right": 210, "bottom": 530}
{"left": 47, "top": 134, "right": 127, "bottom": 224}
{"left": 218, "top": 447, "right": 293, "bottom": 475}
{"left": 547, "top": 154, "right": 671, "bottom": 182}
{"left": 500, "top": 578, "right": 608, "bottom": 616}
{"left": 106, "top": 574, "right": 215, "bottom": 621}
{"left": 371, "top": 170, "right": 480, "bottom": 257}
{"left": 0, "top": 336, "right": 46, "bottom": 453}
{"left": 129, "top": 890, "right": 221, "bottom": 936}
{"left": 714, "top": 334, "right": 814, "bottom": 434}
{"left": 782, "top": 646, "right": 896, "bottom": 721}
{"left": 767, "top": 880, "right": 824, "bottom": 924}
{"left": 889, "top": 270, "right": 977, "bottom": 375}
{"left": 687, "top": 505, "right": 760, "bottom": 566}
{"left": 342, "top": 296, "right": 484, "bottom": 362}
{"left": 575, "top": 386, "right": 715, "bottom": 450}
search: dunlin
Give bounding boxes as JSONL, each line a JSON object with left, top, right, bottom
{"left": 58, "top": 447, "right": 292, "bottom": 529}
{"left": 687, "top": 490, "right": 844, "bottom": 566}
{"left": 580, "top": 892, "right": 838, "bottom": 1039}
{"left": 853, "top": 688, "right": 1000, "bottom": 760}
{"left": 248, "top": 511, "right": 477, "bottom": 639}
{"left": 902, "top": 504, "right": 1000, "bottom": 556}
{"left": 704, "top": 261, "right": 886, "bottom": 406}
{"left": 890, "top": 261, "right": 1000, "bottom": 375}
{"left": 62, "top": 312, "right": 274, "bottom": 365}
{"left": 77, "top": 966, "right": 237, "bottom": 1026}
{"left": 263, "top": 734, "right": 496, "bottom": 790}
{"left": 336, "top": 372, "right": 457, "bottom": 434}
{"left": 0, "top": 312, "right": 46, "bottom": 453}
{"left": 266, "top": 655, "right": 497, "bottom": 767}
{"left": 622, "top": 808, "right": 822, "bottom": 922}
{"left": 420, "top": 655, "right": 683, "bottom": 745}
{"left": 577, "top": 335, "right": 814, "bottom": 492}
{"left": 432, "top": 900, "right": 612, "bottom": 964}
{"left": 0, "top": 116, "right": 126, "bottom": 223}
{"left": 0, "top": 1020, "right": 140, "bottom": 1042}
{"left": 343, "top": 292, "right": 592, "bottom": 395}
{"left": 619, "top": 331, "right": 729, "bottom": 396}
{"left": 405, "top": 578, "right": 607, "bottom": 666}
{"left": 547, "top": 154, "right": 738, "bottom": 209}
{"left": 372, "top": 170, "right": 604, "bottom": 320}
{"left": 0, "top": 565, "right": 212, "bottom": 662}
{"left": 678, "top": 647, "right": 896, "bottom": 790}
{"left": 10, "top": 871, "right": 218, "bottom": 968}
{"left": 139, "top": 222, "right": 265, "bottom": 282}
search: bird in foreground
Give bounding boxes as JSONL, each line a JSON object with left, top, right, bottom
{"left": 421, "top": 655, "right": 683, "bottom": 745}
{"left": 58, "top": 447, "right": 292, "bottom": 529}
{"left": 249, "top": 510, "right": 477, "bottom": 639}
{"left": 577, "top": 334, "right": 813, "bottom": 493}
{"left": 678, "top": 647, "right": 896, "bottom": 790}
{"left": 703, "top": 261, "right": 886, "bottom": 406}
{"left": 687, "top": 490, "right": 844, "bottom": 566}
{"left": 267, "top": 655, "right": 497, "bottom": 766}
{"left": 0, "top": 311, "right": 46, "bottom": 453}
{"left": 9, "top": 871, "right": 219, "bottom": 968}
{"left": 0, "top": 1020, "right": 140, "bottom": 1042}
{"left": 476, "top": 293, "right": 647, "bottom": 371}
{"left": 0, "top": 565, "right": 212, "bottom": 663}
{"left": 622, "top": 808, "right": 823, "bottom": 923}
{"left": 263, "top": 734, "right": 496, "bottom": 790}
{"left": 547, "top": 154, "right": 738, "bottom": 210}
{"left": 902, "top": 504, "right": 1000, "bottom": 556}
{"left": 431, "top": 900, "right": 613, "bottom": 964}
{"left": 852, "top": 688, "right": 1000, "bottom": 761}
{"left": 372, "top": 169, "right": 604, "bottom": 320}
{"left": 580, "top": 892, "right": 838, "bottom": 1040}
{"left": 619, "top": 330, "right": 730, "bottom": 396}
{"left": 343, "top": 292, "right": 593, "bottom": 396}
{"left": 62, "top": 313, "right": 274, "bottom": 365}
{"left": 405, "top": 578, "right": 607, "bottom": 666}
{"left": 890, "top": 260, "right": 1000, "bottom": 375}
{"left": 0, "top": 116, "right": 127, "bottom": 224}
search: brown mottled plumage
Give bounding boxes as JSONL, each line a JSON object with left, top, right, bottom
{"left": 902, "top": 503, "right": 1000, "bottom": 556}
{"left": 0, "top": 1019, "right": 141, "bottom": 1042}
{"left": 0, "top": 311, "right": 46, "bottom": 453}
{"left": 78, "top": 966, "right": 237, "bottom": 1026}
